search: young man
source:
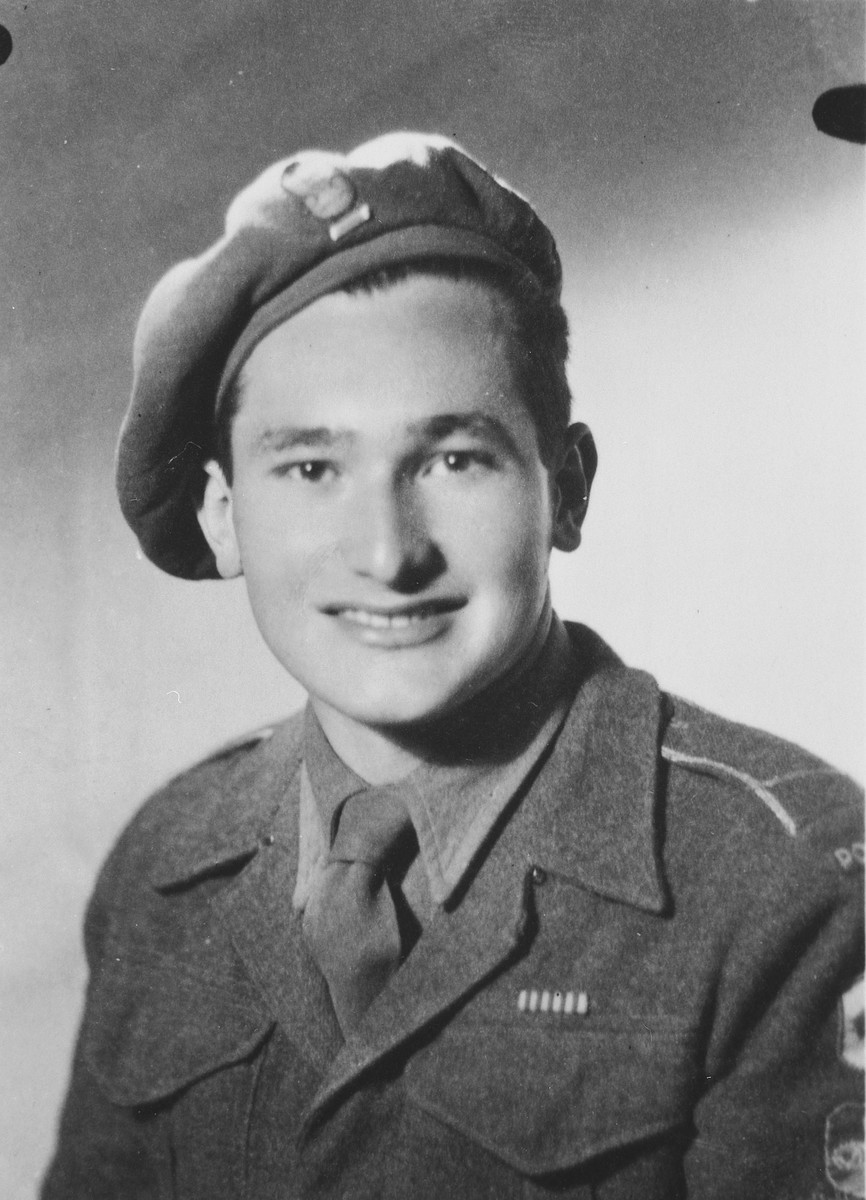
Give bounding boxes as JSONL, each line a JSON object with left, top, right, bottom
{"left": 44, "top": 133, "right": 863, "bottom": 1199}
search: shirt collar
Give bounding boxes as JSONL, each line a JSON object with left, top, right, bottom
{"left": 303, "top": 706, "right": 368, "bottom": 842}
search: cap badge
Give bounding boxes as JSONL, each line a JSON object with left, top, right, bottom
{"left": 281, "top": 158, "right": 371, "bottom": 241}
{"left": 281, "top": 158, "right": 356, "bottom": 219}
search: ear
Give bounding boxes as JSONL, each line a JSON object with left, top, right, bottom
{"left": 196, "top": 461, "right": 243, "bottom": 579}
{"left": 550, "top": 423, "right": 597, "bottom": 552}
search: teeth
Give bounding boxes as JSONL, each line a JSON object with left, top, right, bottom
{"left": 340, "top": 608, "right": 433, "bottom": 629}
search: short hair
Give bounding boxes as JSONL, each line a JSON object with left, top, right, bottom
{"left": 212, "top": 257, "right": 572, "bottom": 482}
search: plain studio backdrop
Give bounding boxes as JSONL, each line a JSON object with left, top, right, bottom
{"left": 1, "top": 1, "right": 863, "bottom": 1194}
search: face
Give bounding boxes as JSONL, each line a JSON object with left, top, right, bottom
{"left": 199, "top": 276, "right": 589, "bottom": 734}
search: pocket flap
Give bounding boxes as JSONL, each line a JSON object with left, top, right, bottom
{"left": 406, "top": 1020, "right": 697, "bottom": 1176}
{"left": 82, "top": 937, "right": 274, "bottom": 1107}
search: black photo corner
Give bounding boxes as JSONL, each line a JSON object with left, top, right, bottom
{"left": 813, "top": 84, "right": 866, "bottom": 143}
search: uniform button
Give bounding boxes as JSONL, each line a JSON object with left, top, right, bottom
{"left": 530, "top": 865, "right": 547, "bottom": 885}
{"left": 262, "top": 834, "right": 275, "bottom": 847}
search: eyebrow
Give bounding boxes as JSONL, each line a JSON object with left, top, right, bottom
{"left": 251, "top": 426, "right": 354, "bottom": 456}
{"left": 251, "top": 413, "right": 520, "bottom": 457}
{"left": 405, "top": 413, "right": 518, "bottom": 450}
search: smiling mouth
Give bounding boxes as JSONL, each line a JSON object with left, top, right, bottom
{"left": 323, "top": 599, "right": 465, "bottom": 631}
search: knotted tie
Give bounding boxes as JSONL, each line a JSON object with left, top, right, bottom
{"left": 302, "top": 787, "right": 416, "bottom": 1035}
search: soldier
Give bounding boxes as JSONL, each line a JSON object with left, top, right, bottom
{"left": 43, "top": 133, "right": 864, "bottom": 1199}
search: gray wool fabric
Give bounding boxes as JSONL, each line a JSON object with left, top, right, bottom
{"left": 41, "top": 624, "right": 864, "bottom": 1200}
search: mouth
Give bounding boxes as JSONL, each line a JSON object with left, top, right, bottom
{"left": 321, "top": 598, "right": 465, "bottom": 644}
{"left": 329, "top": 600, "right": 461, "bottom": 627}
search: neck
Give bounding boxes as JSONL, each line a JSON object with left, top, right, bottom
{"left": 312, "top": 606, "right": 566, "bottom": 785}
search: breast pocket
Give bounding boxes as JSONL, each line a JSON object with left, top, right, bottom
{"left": 404, "top": 1017, "right": 698, "bottom": 1186}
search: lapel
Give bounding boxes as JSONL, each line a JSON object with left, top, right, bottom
{"left": 214, "top": 773, "right": 344, "bottom": 1074}
{"left": 153, "top": 715, "right": 343, "bottom": 1078}
{"left": 522, "top": 626, "right": 669, "bottom": 911}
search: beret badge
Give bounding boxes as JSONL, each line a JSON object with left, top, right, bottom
{"left": 281, "top": 156, "right": 372, "bottom": 241}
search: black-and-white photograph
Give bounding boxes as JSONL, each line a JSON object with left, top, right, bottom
{"left": 1, "top": 2, "right": 863, "bottom": 1197}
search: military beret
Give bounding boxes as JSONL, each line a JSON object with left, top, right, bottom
{"left": 117, "top": 131, "right": 562, "bottom": 579}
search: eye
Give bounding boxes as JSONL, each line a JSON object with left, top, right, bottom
{"left": 442, "top": 451, "right": 474, "bottom": 472}
{"left": 427, "top": 450, "right": 495, "bottom": 477}
{"left": 274, "top": 459, "right": 336, "bottom": 483}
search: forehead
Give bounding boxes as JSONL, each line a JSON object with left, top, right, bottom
{"left": 232, "top": 275, "right": 524, "bottom": 436}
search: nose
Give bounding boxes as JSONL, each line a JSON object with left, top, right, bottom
{"left": 342, "top": 475, "right": 442, "bottom": 591}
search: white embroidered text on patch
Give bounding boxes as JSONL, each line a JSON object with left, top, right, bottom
{"left": 841, "top": 978, "right": 865, "bottom": 1072}
{"left": 835, "top": 843, "right": 866, "bottom": 872}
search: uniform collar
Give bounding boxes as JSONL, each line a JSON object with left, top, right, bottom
{"left": 150, "top": 624, "right": 667, "bottom": 915}
{"left": 513, "top": 623, "right": 668, "bottom": 913}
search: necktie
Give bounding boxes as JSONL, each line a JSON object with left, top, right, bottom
{"left": 302, "top": 786, "right": 416, "bottom": 1035}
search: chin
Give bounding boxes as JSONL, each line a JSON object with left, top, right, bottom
{"left": 327, "top": 689, "right": 461, "bottom": 730}
{"left": 277, "top": 629, "right": 529, "bottom": 730}
{"left": 310, "top": 666, "right": 482, "bottom": 730}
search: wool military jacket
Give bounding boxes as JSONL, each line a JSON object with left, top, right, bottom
{"left": 42, "top": 625, "right": 864, "bottom": 1200}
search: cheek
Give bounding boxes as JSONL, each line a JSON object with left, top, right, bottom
{"left": 233, "top": 502, "right": 328, "bottom": 610}
{"left": 453, "top": 491, "right": 552, "bottom": 599}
